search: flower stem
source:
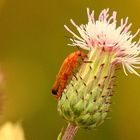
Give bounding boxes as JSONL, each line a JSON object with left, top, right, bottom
{"left": 62, "top": 123, "right": 78, "bottom": 140}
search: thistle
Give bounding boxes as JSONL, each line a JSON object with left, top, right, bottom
{"left": 57, "top": 8, "right": 140, "bottom": 140}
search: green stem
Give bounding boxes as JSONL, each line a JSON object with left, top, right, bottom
{"left": 62, "top": 123, "right": 78, "bottom": 140}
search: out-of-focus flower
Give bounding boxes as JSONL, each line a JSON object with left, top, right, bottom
{"left": 0, "top": 122, "right": 25, "bottom": 140}
{"left": 58, "top": 8, "right": 140, "bottom": 129}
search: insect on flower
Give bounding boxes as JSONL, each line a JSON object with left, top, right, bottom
{"left": 52, "top": 50, "right": 87, "bottom": 99}
{"left": 58, "top": 8, "right": 140, "bottom": 130}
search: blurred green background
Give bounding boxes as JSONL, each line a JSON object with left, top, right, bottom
{"left": 0, "top": 0, "right": 140, "bottom": 139}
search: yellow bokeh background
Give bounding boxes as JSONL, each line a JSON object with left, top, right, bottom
{"left": 0, "top": 0, "right": 139, "bottom": 139}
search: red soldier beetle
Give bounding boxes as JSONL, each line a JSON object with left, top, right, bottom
{"left": 52, "top": 50, "right": 87, "bottom": 99}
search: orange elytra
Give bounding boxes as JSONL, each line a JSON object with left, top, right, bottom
{"left": 52, "top": 50, "right": 87, "bottom": 99}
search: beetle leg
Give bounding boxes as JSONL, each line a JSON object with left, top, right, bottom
{"left": 83, "top": 60, "right": 93, "bottom": 63}
{"left": 72, "top": 73, "right": 78, "bottom": 80}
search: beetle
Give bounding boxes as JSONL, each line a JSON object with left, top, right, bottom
{"left": 52, "top": 50, "right": 87, "bottom": 99}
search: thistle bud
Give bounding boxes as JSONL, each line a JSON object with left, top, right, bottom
{"left": 58, "top": 46, "right": 116, "bottom": 129}
{"left": 58, "top": 8, "right": 140, "bottom": 129}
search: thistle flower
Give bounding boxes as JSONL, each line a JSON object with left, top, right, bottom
{"left": 65, "top": 8, "right": 140, "bottom": 76}
{"left": 57, "top": 8, "right": 140, "bottom": 139}
{"left": 0, "top": 122, "right": 25, "bottom": 140}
